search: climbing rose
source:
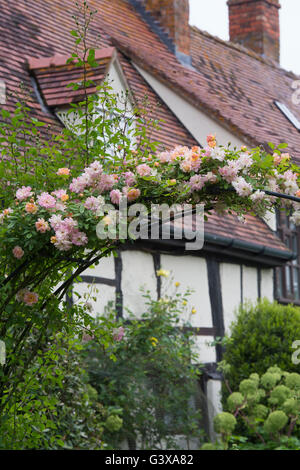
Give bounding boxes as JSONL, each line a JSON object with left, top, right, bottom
{"left": 16, "top": 186, "right": 33, "bottom": 201}
{"left": 25, "top": 202, "right": 38, "bottom": 214}
{"left": 57, "top": 168, "right": 70, "bottom": 176}
{"left": 71, "top": 230, "right": 88, "bottom": 246}
{"left": 232, "top": 177, "right": 253, "bottom": 197}
{"left": 137, "top": 163, "right": 152, "bottom": 177}
{"left": 113, "top": 326, "right": 125, "bottom": 342}
{"left": 207, "top": 134, "right": 217, "bottom": 148}
{"left": 84, "top": 196, "right": 104, "bottom": 212}
{"left": 23, "top": 291, "right": 39, "bottom": 306}
{"left": 124, "top": 171, "right": 136, "bottom": 186}
{"left": 35, "top": 218, "right": 50, "bottom": 233}
{"left": 110, "top": 189, "right": 122, "bottom": 205}
{"left": 124, "top": 187, "right": 140, "bottom": 202}
{"left": 37, "top": 192, "right": 56, "bottom": 209}
{"left": 12, "top": 246, "right": 24, "bottom": 259}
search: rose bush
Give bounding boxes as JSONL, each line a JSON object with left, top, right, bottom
{"left": 2, "top": 137, "right": 300, "bottom": 269}
{"left": 1, "top": 0, "right": 300, "bottom": 449}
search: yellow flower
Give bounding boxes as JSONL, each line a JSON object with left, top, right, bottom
{"left": 156, "top": 269, "right": 170, "bottom": 278}
{"left": 182, "top": 301, "right": 187, "bottom": 306}
{"left": 175, "top": 282, "right": 180, "bottom": 287}
{"left": 150, "top": 337, "right": 158, "bottom": 347}
{"left": 192, "top": 308, "right": 197, "bottom": 315}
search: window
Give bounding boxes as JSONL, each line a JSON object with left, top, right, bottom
{"left": 275, "top": 101, "right": 300, "bottom": 132}
{"left": 56, "top": 93, "right": 136, "bottom": 160}
{"left": 275, "top": 210, "right": 300, "bottom": 303}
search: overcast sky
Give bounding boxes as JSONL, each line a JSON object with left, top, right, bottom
{"left": 189, "top": 0, "right": 300, "bottom": 75}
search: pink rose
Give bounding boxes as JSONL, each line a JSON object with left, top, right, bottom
{"left": 16, "top": 186, "right": 33, "bottom": 201}
{"left": 37, "top": 192, "right": 56, "bottom": 209}
{"left": 110, "top": 189, "right": 122, "bottom": 205}
{"left": 23, "top": 291, "right": 39, "bottom": 306}
{"left": 12, "top": 246, "right": 24, "bottom": 259}
{"left": 137, "top": 164, "right": 152, "bottom": 177}
{"left": 35, "top": 218, "right": 50, "bottom": 233}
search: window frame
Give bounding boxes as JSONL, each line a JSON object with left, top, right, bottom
{"left": 275, "top": 209, "right": 300, "bottom": 305}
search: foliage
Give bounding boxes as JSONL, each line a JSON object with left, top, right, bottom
{"left": 83, "top": 286, "right": 204, "bottom": 450}
{"left": 0, "top": 1, "right": 162, "bottom": 443}
{"left": 221, "top": 299, "right": 300, "bottom": 396}
{"left": 205, "top": 366, "right": 300, "bottom": 450}
{"left": 0, "top": 0, "right": 300, "bottom": 450}
{"left": 0, "top": 332, "right": 110, "bottom": 449}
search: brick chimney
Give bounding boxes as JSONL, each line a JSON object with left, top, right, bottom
{"left": 143, "top": 0, "right": 191, "bottom": 64}
{"left": 227, "top": 0, "right": 281, "bottom": 62}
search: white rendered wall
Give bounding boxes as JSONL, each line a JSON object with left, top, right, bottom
{"left": 261, "top": 268, "right": 274, "bottom": 300}
{"left": 56, "top": 59, "right": 134, "bottom": 132}
{"left": 160, "top": 254, "right": 212, "bottom": 328}
{"left": 73, "top": 281, "right": 115, "bottom": 318}
{"left": 192, "top": 336, "right": 216, "bottom": 364}
{"left": 206, "top": 379, "right": 223, "bottom": 441}
{"left": 219, "top": 263, "right": 241, "bottom": 334}
{"left": 263, "top": 211, "right": 277, "bottom": 231}
{"left": 121, "top": 250, "right": 157, "bottom": 318}
{"left": 135, "top": 65, "right": 247, "bottom": 149}
{"left": 106, "top": 60, "right": 132, "bottom": 105}
{"left": 83, "top": 252, "right": 115, "bottom": 279}
{"left": 243, "top": 265, "right": 258, "bottom": 304}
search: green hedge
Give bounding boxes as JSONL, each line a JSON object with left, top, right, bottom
{"left": 223, "top": 299, "right": 300, "bottom": 397}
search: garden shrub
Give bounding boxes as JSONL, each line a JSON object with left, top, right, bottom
{"left": 83, "top": 286, "right": 205, "bottom": 450}
{"left": 0, "top": 332, "right": 121, "bottom": 450}
{"left": 222, "top": 299, "right": 300, "bottom": 396}
{"left": 204, "top": 367, "right": 300, "bottom": 450}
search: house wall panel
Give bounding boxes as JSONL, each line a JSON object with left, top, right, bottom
{"left": 160, "top": 254, "right": 212, "bottom": 327}
{"left": 243, "top": 265, "right": 258, "bottom": 304}
{"left": 121, "top": 250, "right": 157, "bottom": 318}
{"left": 220, "top": 262, "right": 241, "bottom": 333}
{"left": 73, "top": 282, "right": 115, "bottom": 317}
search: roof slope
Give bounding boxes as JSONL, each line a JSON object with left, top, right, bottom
{"left": 0, "top": 0, "right": 293, "bottom": 258}
{"left": 28, "top": 48, "right": 115, "bottom": 107}
{"left": 190, "top": 27, "right": 300, "bottom": 162}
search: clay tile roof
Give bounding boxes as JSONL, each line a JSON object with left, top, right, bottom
{"left": 0, "top": 0, "right": 296, "bottom": 255}
{"left": 205, "top": 212, "right": 286, "bottom": 252}
{"left": 172, "top": 211, "right": 290, "bottom": 254}
{"left": 189, "top": 27, "right": 300, "bottom": 163}
{"left": 28, "top": 47, "right": 116, "bottom": 107}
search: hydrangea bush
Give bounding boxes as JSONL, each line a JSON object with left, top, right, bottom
{"left": 204, "top": 366, "right": 300, "bottom": 450}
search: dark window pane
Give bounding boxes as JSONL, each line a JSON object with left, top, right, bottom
{"left": 276, "top": 210, "right": 300, "bottom": 303}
